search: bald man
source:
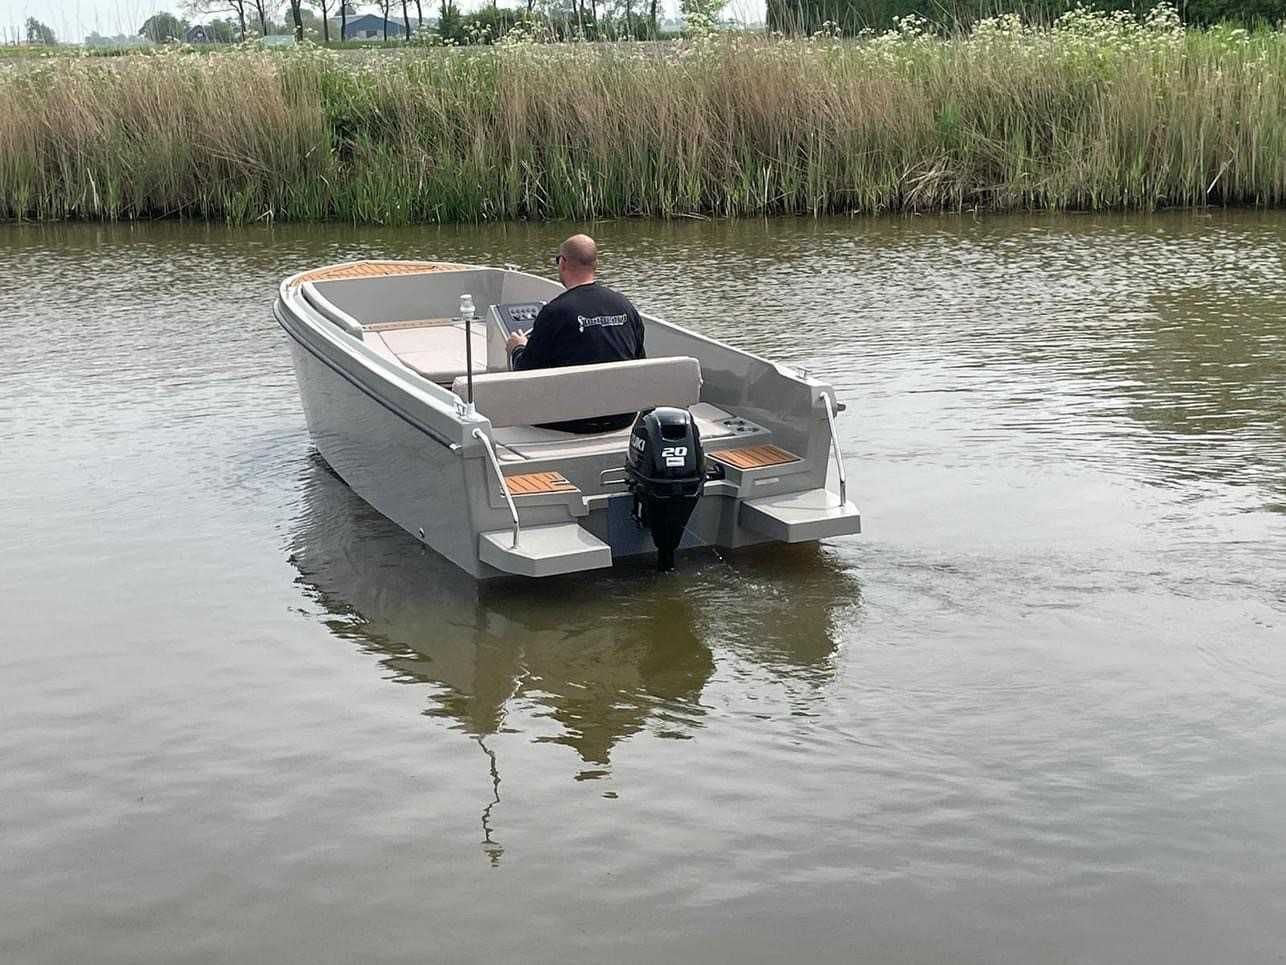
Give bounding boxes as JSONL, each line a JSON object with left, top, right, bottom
{"left": 506, "top": 234, "right": 646, "bottom": 433}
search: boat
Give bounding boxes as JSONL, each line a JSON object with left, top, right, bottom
{"left": 275, "top": 259, "right": 861, "bottom": 579}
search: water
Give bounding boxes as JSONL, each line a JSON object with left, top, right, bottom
{"left": 1, "top": 213, "right": 1283, "bottom": 964}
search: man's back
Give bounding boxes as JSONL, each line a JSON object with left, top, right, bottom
{"left": 510, "top": 282, "right": 645, "bottom": 373}
{"left": 504, "top": 234, "right": 646, "bottom": 433}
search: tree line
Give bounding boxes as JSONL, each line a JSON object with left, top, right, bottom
{"left": 129, "top": 0, "right": 682, "bottom": 45}
{"left": 766, "top": 0, "right": 1286, "bottom": 31}
{"left": 17, "top": 0, "right": 1286, "bottom": 49}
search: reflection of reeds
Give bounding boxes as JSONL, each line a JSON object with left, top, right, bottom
{"left": 2, "top": 13, "right": 1283, "bottom": 224}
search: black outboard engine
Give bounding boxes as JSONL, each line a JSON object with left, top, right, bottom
{"left": 624, "top": 406, "right": 704, "bottom": 572}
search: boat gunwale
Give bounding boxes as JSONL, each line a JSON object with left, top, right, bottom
{"left": 275, "top": 293, "right": 472, "bottom": 453}
{"left": 283, "top": 260, "right": 838, "bottom": 406}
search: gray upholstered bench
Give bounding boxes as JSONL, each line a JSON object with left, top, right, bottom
{"left": 451, "top": 357, "right": 702, "bottom": 430}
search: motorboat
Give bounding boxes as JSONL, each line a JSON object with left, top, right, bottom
{"left": 275, "top": 260, "right": 860, "bottom": 579}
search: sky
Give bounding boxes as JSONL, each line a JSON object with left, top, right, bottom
{"left": 1, "top": 0, "right": 766, "bottom": 42}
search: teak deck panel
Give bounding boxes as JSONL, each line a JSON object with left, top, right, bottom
{"left": 708, "top": 445, "right": 801, "bottom": 471}
{"left": 504, "top": 471, "right": 579, "bottom": 496}
{"left": 293, "top": 261, "right": 469, "bottom": 286}
{"left": 363, "top": 318, "right": 458, "bottom": 332}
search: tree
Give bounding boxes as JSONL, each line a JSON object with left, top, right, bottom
{"left": 336, "top": 1, "right": 354, "bottom": 40}
{"left": 1182, "top": 0, "right": 1286, "bottom": 24}
{"left": 185, "top": 0, "right": 248, "bottom": 39}
{"left": 679, "top": 0, "right": 723, "bottom": 29}
{"left": 86, "top": 30, "right": 151, "bottom": 45}
{"left": 285, "top": 0, "right": 305, "bottom": 39}
{"left": 438, "top": 0, "right": 462, "bottom": 39}
{"left": 25, "top": 17, "right": 56, "bottom": 44}
{"left": 207, "top": 18, "right": 239, "bottom": 39}
{"left": 304, "top": 0, "right": 332, "bottom": 43}
{"left": 184, "top": 18, "right": 239, "bottom": 40}
{"left": 140, "top": 11, "right": 187, "bottom": 41}
{"left": 762, "top": 0, "right": 1286, "bottom": 33}
{"left": 401, "top": 0, "right": 412, "bottom": 38}
{"left": 250, "top": 0, "right": 268, "bottom": 33}
{"left": 376, "top": 0, "right": 393, "bottom": 38}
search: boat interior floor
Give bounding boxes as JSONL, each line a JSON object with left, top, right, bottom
{"left": 356, "top": 319, "right": 774, "bottom": 464}
{"left": 491, "top": 403, "right": 766, "bottom": 463}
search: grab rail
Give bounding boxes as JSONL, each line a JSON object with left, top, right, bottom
{"left": 473, "top": 427, "right": 520, "bottom": 548}
{"left": 300, "top": 282, "right": 364, "bottom": 339}
{"left": 821, "top": 393, "right": 847, "bottom": 505}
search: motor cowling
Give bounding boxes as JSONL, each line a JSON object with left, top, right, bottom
{"left": 624, "top": 406, "right": 704, "bottom": 572}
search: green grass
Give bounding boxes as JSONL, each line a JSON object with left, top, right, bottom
{"left": 0, "top": 44, "right": 65, "bottom": 60}
{"left": 1, "top": 8, "right": 1284, "bottom": 223}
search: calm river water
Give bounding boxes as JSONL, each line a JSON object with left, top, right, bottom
{"left": 2, "top": 213, "right": 1284, "bottom": 963}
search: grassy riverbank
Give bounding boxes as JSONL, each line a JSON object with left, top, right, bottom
{"left": 2, "top": 7, "right": 1284, "bottom": 223}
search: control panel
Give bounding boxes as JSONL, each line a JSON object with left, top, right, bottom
{"left": 493, "top": 302, "right": 544, "bottom": 337}
{"left": 487, "top": 301, "right": 546, "bottom": 370}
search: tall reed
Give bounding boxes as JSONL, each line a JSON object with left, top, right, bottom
{"left": 1, "top": 7, "right": 1283, "bottom": 223}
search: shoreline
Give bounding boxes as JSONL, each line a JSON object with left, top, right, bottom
{"left": 3, "top": 10, "right": 1284, "bottom": 226}
{"left": 3, "top": 200, "right": 1286, "bottom": 228}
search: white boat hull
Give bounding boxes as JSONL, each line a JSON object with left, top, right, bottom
{"left": 277, "top": 261, "right": 859, "bottom": 578}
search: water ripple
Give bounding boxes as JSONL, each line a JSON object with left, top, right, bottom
{"left": 2, "top": 213, "right": 1285, "bottom": 964}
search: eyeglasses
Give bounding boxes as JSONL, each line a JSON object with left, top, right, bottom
{"left": 551, "top": 253, "right": 564, "bottom": 266}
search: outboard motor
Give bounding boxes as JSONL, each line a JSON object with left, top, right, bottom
{"left": 624, "top": 406, "right": 704, "bottom": 572}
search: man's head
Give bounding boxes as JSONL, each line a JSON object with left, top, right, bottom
{"left": 556, "top": 234, "right": 598, "bottom": 288}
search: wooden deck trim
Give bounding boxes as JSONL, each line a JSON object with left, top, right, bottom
{"left": 503, "top": 471, "right": 579, "bottom": 496}
{"left": 708, "top": 444, "right": 801, "bottom": 471}
{"left": 293, "top": 260, "right": 471, "bottom": 286}
{"left": 363, "top": 317, "right": 458, "bottom": 332}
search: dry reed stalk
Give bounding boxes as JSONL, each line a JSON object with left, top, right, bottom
{"left": 1, "top": 12, "right": 1283, "bottom": 223}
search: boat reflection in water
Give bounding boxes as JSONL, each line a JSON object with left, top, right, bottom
{"left": 287, "top": 454, "right": 860, "bottom": 857}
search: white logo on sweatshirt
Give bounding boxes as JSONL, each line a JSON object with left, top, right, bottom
{"left": 577, "top": 313, "right": 628, "bottom": 334}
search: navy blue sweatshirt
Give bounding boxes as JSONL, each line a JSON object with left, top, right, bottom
{"left": 510, "top": 281, "right": 646, "bottom": 433}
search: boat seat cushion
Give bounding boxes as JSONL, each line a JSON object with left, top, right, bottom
{"left": 360, "top": 331, "right": 402, "bottom": 365}
{"left": 452, "top": 356, "right": 702, "bottom": 429}
{"left": 370, "top": 323, "right": 486, "bottom": 382}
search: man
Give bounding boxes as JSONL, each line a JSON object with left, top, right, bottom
{"left": 506, "top": 234, "right": 646, "bottom": 434}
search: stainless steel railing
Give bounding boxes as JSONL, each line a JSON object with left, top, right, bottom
{"left": 821, "top": 393, "right": 847, "bottom": 505}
